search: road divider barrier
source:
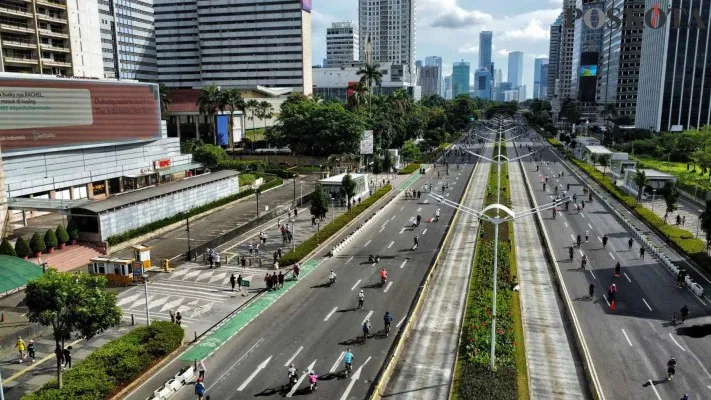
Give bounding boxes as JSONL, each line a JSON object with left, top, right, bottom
{"left": 147, "top": 365, "right": 195, "bottom": 400}
{"left": 330, "top": 193, "right": 401, "bottom": 257}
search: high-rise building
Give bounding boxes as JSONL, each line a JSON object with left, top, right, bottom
{"left": 359, "top": 0, "right": 415, "bottom": 75}
{"left": 479, "top": 31, "right": 493, "bottom": 69}
{"left": 474, "top": 68, "right": 492, "bottom": 100}
{"left": 444, "top": 75, "right": 453, "bottom": 99}
{"left": 155, "top": 0, "right": 312, "bottom": 93}
{"left": 540, "top": 64, "right": 549, "bottom": 100}
{"left": 425, "top": 56, "right": 443, "bottom": 96}
{"left": 0, "top": 0, "right": 103, "bottom": 78}
{"left": 533, "top": 57, "right": 548, "bottom": 99}
{"left": 326, "top": 22, "right": 359, "bottom": 68}
{"left": 99, "top": 0, "right": 157, "bottom": 81}
{"left": 420, "top": 65, "right": 441, "bottom": 97}
{"left": 598, "top": 0, "right": 644, "bottom": 120}
{"left": 557, "top": 0, "right": 576, "bottom": 101}
{"left": 495, "top": 69, "right": 503, "bottom": 88}
{"left": 571, "top": 0, "right": 604, "bottom": 102}
{"left": 452, "top": 61, "right": 470, "bottom": 98}
{"left": 507, "top": 51, "right": 523, "bottom": 87}
{"left": 636, "top": 0, "right": 711, "bottom": 132}
{"left": 547, "top": 14, "right": 563, "bottom": 101}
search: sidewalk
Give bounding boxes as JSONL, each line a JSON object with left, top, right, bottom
{"left": 508, "top": 142, "right": 587, "bottom": 399}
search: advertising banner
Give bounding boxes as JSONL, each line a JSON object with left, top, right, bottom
{"left": 360, "top": 130, "right": 374, "bottom": 155}
{"left": 0, "top": 76, "right": 161, "bottom": 152}
{"left": 301, "top": 0, "right": 312, "bottom": 12}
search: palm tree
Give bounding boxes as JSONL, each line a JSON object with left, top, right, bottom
{"left": 258, "top": 101, "right": 274, "bottom": 132}
{"left": 603, "top": 102, "right": 617, "bottom": 132}
{"left": 357, "top": 63, "right": 383, "bottom": 115}
{"left": 347, "top": 81, "right": 368, "bottom": 111}
{"left": 388, "top": 89, "right": 411, "bottom": 115}
{"left": 633, "top": 170, "right": 648, "bottom": 202}
{"left": 245, "top": 99, "right": 259, "bottom": 138}
{"left": 159, "top": 83, "right": 171, "bottom": 116}
{"left": 218, "top": 88, "right": 245, "bottom": 152}
{"left": 196, "top": 83, "right": 221, "bottom": 145}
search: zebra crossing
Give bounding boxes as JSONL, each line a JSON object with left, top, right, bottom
{"left": 116, "top": 263, "right": 264, "bottom": 329}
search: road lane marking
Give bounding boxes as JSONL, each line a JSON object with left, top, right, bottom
{"left": 581, "top": 213, "right": 585, "bottom": 218}
{"left": 399, "top": 228, "right": 405, "bottom": 234}
{"left": 399, "top": 206, "right": 404, "bottom": 211}
{"left": 351, "top": 279, "right": 362, "bottom": 291}
{"left": 588, "top": 223, "right": 593, "bottom": 229}
{"left": 286, "top": 359, "right": 316, "bottom": 397}
{"left": 364, "top": 240, "right": 372, "bottom": 247}
{"left": 417, "top": 207, "right": 422, "bottom": 212}
{"left": 621, "top": 329, "right": 633, "bottom": 346}
{"left": 648, "top": 380, "right": 663, "bottom": 400}
{"left": 597, "top": 236, "right": 602, "bottom": 242}
{"left": 391, "top": 215, "right": 396, "bottom": 221}
{"left": 388, "top": 241, "right": 395, "bottom": 249}
{"left": 669, "top": 333, "right": 686, "bottom": 352}
{"left": 608, "top": 252, "right": 615, "bottom": 259}
{"left": 603, "top": 294, "right": 610, "bottom": 307}
{"left": 642, "top": 298, "right": 653, "bottom": 311}
{"left": 362, "top": 310, "right": 374, "bottom": 325}
{"left": 571, "top": 234, "right": 576, "bottom": 241}
{"left": 396, "top": 316, "right": 406, "bottom": 328}
{"left": 324, "top": 307, "right": 338, "bottom": 322}
{"left": 422, "top": 228, "right": 428, "bottom": 235}
{"left": 339, "top": 356, "right": 372, "bottom": 400}
{"left": 238, "top": 355, "right": 272, "bottom": 391}
{"left": 284, "top": 346, "right": 303, "bottom": 367}
{"left": 579, "top": 250, "right": 584, "bottom": 256}
{"left": 564, "top": 222, "right": 568, "bottom": 227}
{"left": 330, "top": 352, "right": 345, "bottom": 373}
{"left": 588, "top": 269, "right": 596, "bottom": 280}
{"left": 384, "top": 281, "right": 393, "bottom": 293}
{"left": 624, "top": 273, "right": 632, "bottom": 282}
{"left": 379, "top": 226, "right": 386, "bottom": 233}
{"left": 345, "top": 256, "right": 354, "bottom": 264}
{"left": 400, "top": 260, "right": 407, "bottom": 269}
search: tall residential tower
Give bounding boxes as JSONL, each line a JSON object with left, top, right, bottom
{"left": 326, "top": 22, "right": 359, "bottom": 68}
{"left": 358, "top": 0, "right": 416, "bottom": 75}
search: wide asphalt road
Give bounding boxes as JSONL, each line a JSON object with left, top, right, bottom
{"left": 160, "top": 144, "right": 482, "bottom": 400}
{"left": 516, "top": 132, "right": 711, "bottom": 400}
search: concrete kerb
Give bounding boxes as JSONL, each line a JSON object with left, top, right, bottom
{"left": 369, "top": 144, "right": 481, "bottom": 400}
{"left": 515, "top": 139, "right": 603, "bottom": 400}
{"left": 548, "top": 145, "right": 705, "bottom": 298}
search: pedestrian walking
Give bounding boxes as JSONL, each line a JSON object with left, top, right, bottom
{"left": 293, "top": 263, "right": 300, "bottom": 280}
{"left": 15, "top": 337, "right": 26, "bottom": 362}
{"left": 278, "top": 247, "right": 283, "bottom": 259}
{"left": 175, "top": 311, "right": 182, "bottom": 326}
{"left": 255, "top": 243, "right": 260, "bottom": 256}
{"left": 207, "top": 248, "right": 214, "bottom": 268}
{"left": 272, "top": 272, "right": 278, "bottom": 290}
{"left": 198, "top": 359, "right": 206, "bottom": 380}
{"left": 278, "top": 271, "right": 285, "bottom": 289}
{"left": 640, "top": 246, "right": 645, "bottom": 259}
{"left": 358, "top": 290, "right": 365, "bottom": 309}
{"left": 170, "top": 310, "right": 176, "bottom": 323}
{"left": 265, "top": 273, "right": 271, "bottom": 290}
{"left": 312, "top": 216, "right": 316, "bottom": 226}
{"left": 195, "top": 378, "right": 206, "bottom": 400}
{"left": 677, "top": 214, "right": 682, "bottom": 226}
{"left": 249, "top": 243, "right": 253, "bottom": 256}
{"left": 628, "top": 238, "right": 633, "bottom": 251}
{"left": 682, "top": 215, "right": 686, "bottom": 226}
{"left": 27, "top": 340, "right": 36, "bottom": 362}
{"left": 230, "top": 273, "right": 236, "bottom": 291}
{"left": 273, "top": 251, "right": 278, "bottom": 263}
{"left": 62, "top": 346, "right": 72, "bottom": 370}
{"left": 237, "top": 274, "right": 244, "bottom": 296}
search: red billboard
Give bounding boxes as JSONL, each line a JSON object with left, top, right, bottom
{"left": 0, "top": 75, "right": 161, "bottom": 152}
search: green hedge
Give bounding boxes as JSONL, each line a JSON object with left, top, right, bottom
{"left": 0, "top": 239, "right": 16, "bottom": 257}
{"left": 278, "top": 185, "right": 393, "bottom": 266}
{"left": 107, "top": 178, "right": 283, "bottom": 245}
{"left": 15, "top": 236, "right": 30, "bottom": 258}
{"left": 547, "top": 138, "right": 563, "bottom": 149}
{"left": 22, "top": 321, "right": 183, "bottom": 400}
{"left": 564, "top": 150, "right": 711, "bottom": 270}
{"left": 398, "top": 163, "right": 421, "bottom": 175}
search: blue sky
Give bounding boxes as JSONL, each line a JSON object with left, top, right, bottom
{"left": 311, "top": 0, "right": 563, "bottom": 98}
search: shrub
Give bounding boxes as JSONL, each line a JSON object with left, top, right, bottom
{"left": 239, "top": 173, "right": 257, "bottom": 187}
{"left": 21, "top": 321, "right": 183, "bottom": 400}
{"left": 279, "top": 185, "right": 392, "bottom": 266}
{"left": 29, "top": 232, "right": 46, "bottom": 254}
{"left": 44, "top": 229, "right": 58, "bottom": 249}
{"left": 67, "top": 219, "right": 79, "bottom": 241}
{"left": 0, "top": 238, "right": 16, "bottom": 257}
{"left": 56, "top": 225, "right": 70, "bottom": 244}
{"left": 458, "top": 362, "right": 518, "bottom": 400}
{"left": 398, "top": 163, "right": 421, "bottom": 175}
{"left": 15, "top": 237, "right": 30, "bottom": 258}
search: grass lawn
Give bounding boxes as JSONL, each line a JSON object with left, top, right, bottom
{"left": 635, "top": 157, "right": 711, "bottom": 192}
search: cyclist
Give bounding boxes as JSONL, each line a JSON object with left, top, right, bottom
{"left": 287, "top": 364, "right": 298, "bottom": 389}
{"left": 680, "top": 305, "right": 689, "bottom": 324}
{"left": 614, "top": 262, "right": 621, "bottom": 277}
{"left": 585, "top": 230, "right": 589, "bottom": 243}
{"left": 577, "top": 234, "right": 582, "bottom": 248}
{"left": 308, "top": 371, "right": 318, "bottom": 391}
{"left": 628, "top": 237, "right": 633, "bottom": 251}
{"left": 380, "top": 268, "right": 388, "bottom": 285}
{"left": 358, "top": 290, "right": 365, "bottom": 309}
{"left": 671, "top": 312, "right": 677, "bottom": 326}
{"left": 329, "top": 270, "right": 337, "bottom": 286}
{"left": 413, "top": 235, "right": 419, "bottom": 249}
{"left": 384, "top": 311, "right": 393, "bottom": 336}
{"left": 602, "top": 235, "right": 608, "bottom": 248}
{"left": 362, "top": 319, "right": 372, "bottom": 340}
{"left": 553, "top": 207, "right": 557, "bottom": 219}
{"left": 588, "top": 283, "right": 595, "bottom": 298}
{"left": 580, "top": 254, "right": 587, "bottom": 270}
{"left": 344, "top": 349, "right": 354, "bottom": 374}
{"left": 569, "top": 246, "right": 574, "bottom": 262}
{"left": 667, "top": 357, "right": 677, "bottom": 380}
{"left": 435, "top": 209, "right": 440, "bottom": 221}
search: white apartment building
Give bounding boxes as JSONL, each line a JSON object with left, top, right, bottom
{"left": 155, "top": 0, "right": 312, "bottom": 94}
{"left": 0, "top": 0, "right": 103, "bottom": 78}
{"left": 327, "top": 21, "right": 358, "bottom": 68}
{"left": 358, "top": 0, "right": 415, "bottom": 74}
{"left": 557, "top": 0, "right": 576, "bottom": 100}
{"left": 99, "top": 0, "right": 158, "bottom": 81}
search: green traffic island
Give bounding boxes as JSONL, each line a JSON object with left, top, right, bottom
{"left": 558, "top": 149, "right": 711, "bottom": 272}
{"left": 452, "top": 142, "right": 529, "bottom": 400}
{"left": 398, "top": 163, "right": 421, "bottom": 175}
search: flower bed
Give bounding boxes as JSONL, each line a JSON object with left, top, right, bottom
{"left": 278, "top": 184, "right": 393, "bottom": 266}
{"left": 22, "top": 321, "right": 183, "bottom": 400}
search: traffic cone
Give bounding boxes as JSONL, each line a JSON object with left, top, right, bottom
{"left": 610, "top": 300, "right": 616, "bottom": 311}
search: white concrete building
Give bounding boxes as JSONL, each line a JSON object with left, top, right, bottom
{"left": 313, "top": 62, "right": 421, "bottom": 101}
{"left": 358, "top": 0, "right": 415, "bottom": 75}
{"left": 623, "top": 168, "right": 677, "bottom": 198}
{"left": 327, "top": 22, "right": 358, "bottom": 68}
{"left": 99, "top": 0, "right": 157, "bottom": 81}
{"left": 0, "top": 0, "right": 103, "bottom": 78}
{"left": 154, "top": 0, "right": 312, "bottom": 94}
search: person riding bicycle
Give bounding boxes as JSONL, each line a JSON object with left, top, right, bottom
{"left": 416, "top": 214, "right": 422, "bottom": 226}
{"left": 435, "top": 209, "right": 440, "bottom": 221}
{"left": 602, "top": 235, "right": 608, "bottom": 248}
{"left": 414, "top": 235, "right": 419, "bottom": 248}
{"left": 329, "top": 270, "right": 337, "bottom": 285}
{"left": 380, "top": 268, "right": 388, "bottom": 284}
{"left": 384, "top": 311, "right": 393, "bottom": 335}
{"left": 589, "top": 282, "right": 595, "bottom": 298}
{"left": 614, "top": 262, "right": 621, "bottom": 277}
{"left": 577, "top": 234, "right": 582, "bottom": 247}
{"left": 628, "top": 237, "right": 633, "bottom": 250}
{"left": 308, "top": 371, "right": 318, "bottom": 391}
{"left": 680, "top": 305, "right": 689, "bottom": 324}
{"left": 569, "top": 246, "right": 574, "bottom": 261}
{"left": 363, "top": 319, "right": 372, "bottom": 340}
{"left": 608, "top": 283, "right": 618, "bottom": 302}
{"left": 667, "top": 357, "right": 677, "bottom": 380}
{"left": 344, "top": 349, "right": 354, "bottom": 372}
{"left": 581, "top": 254, "right": 587, "bottom": 270}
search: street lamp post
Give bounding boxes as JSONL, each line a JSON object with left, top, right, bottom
{"left": 186, "top": 217, "right": 192, "bottom": 260}
{"left": 315, "top": 218, "right": 321, "bottom": 244}
{"left": 652, "top": 189, "right": 657, "bottom": 213}
{"left": 256, "top": 189, "right": 261, "bottom": 218}
{"left": 291, "top": 219, "right": 296, "bottom": 252}
{"left": 293, "top": 177, "right": 296, "bottom": 205}
{"left": 300, "top": 181, "right": 304, "bottom": 207}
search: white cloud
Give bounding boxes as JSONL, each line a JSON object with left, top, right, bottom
{"left": 431, "top": 8, "right": 493, "bottom": 28}
{"left": 547, "top": 0, "right": 563, "bottom": 6}
{"left": 458, "top": 45, "right": 479, "bottom": 54}
{"left": 497, "top": 48, "right": 510, "bottom": 56}
{"left": 502, "top": 20, "right": 551, "bottom": 41}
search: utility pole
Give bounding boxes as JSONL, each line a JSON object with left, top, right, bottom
{"left": 186, "top": 217, "right": 192, "bottom": 258}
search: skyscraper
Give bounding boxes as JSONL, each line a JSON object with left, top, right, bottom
{"left": 452, "top": 61, "right": 470, "bottom": 98}
{"left": 420, "top": 66, "right": 441, "bottom": 97}
{"left": 479, "top": 31, "right": 493, "bottom": 69}
{"left": 359, "top": 0, "right": 416, "bottom": 75}
{"left": 155, "top": 0, "right": 312, "bottom": 93}
{"left": 326, "top": 22, "right": 359, "bottom": 68}
{"left": 547, "top": 14, "right": 563, "bottom": 101}
{"left": 636, "top": 0, "right": 711, "bottom": 132}
{"left": 444, "top": 75, "right": 453, "bottom": 99}
{"left": 99, "top": 0, "right": 157, "bottom": 81}
{"left": 571, "top": 0, "right": 604, "bottom": 102}
{"left": 425, "top": 56, "right": 443, "bottom": 97}
{"left": 507, "top": 52, "right": 523, "bottom": 87}
{"left": 540, "top": 64, "right": 549, "bottom": 100}
{"left": 533, "top": 57, "right": 548, "bottom": 99}
{"left": 557, "top": 0, "right": 576, "bottom": 101}
{"left": 474, "top": 68, "right": 492, "bottom": 100}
